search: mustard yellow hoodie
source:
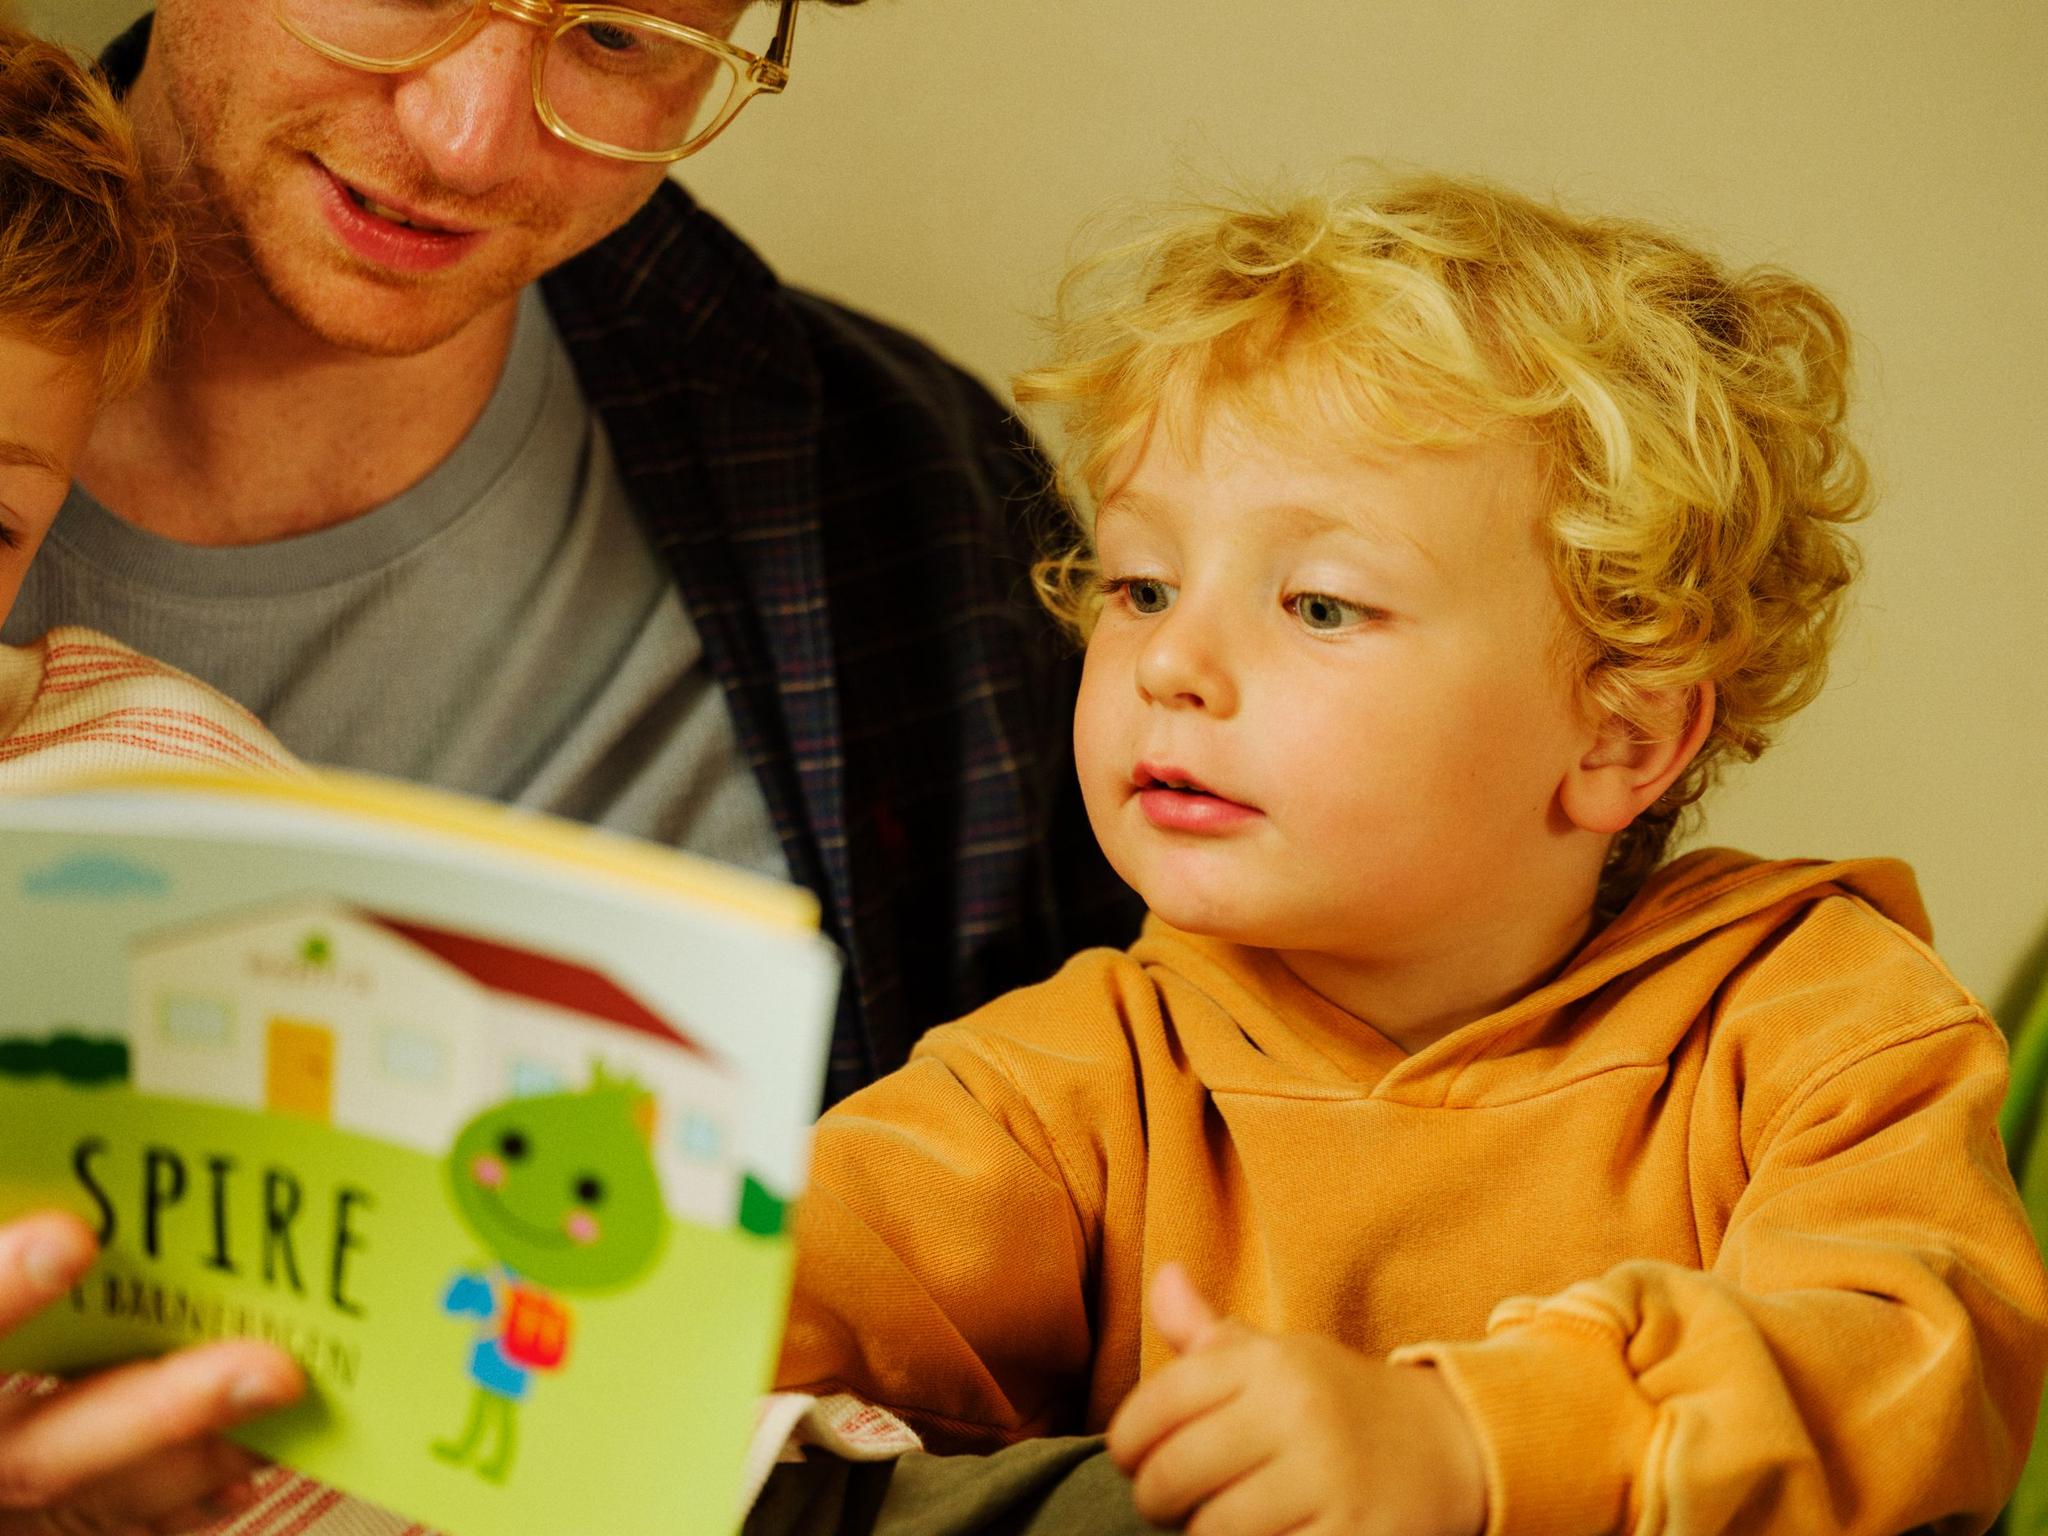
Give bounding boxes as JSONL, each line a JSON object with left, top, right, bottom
{"left": 779, "top": 852, "right": 2048, "bottom": 1534}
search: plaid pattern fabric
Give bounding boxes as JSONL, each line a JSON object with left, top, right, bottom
{"left": 539, "top": 202, "right": 1141, "bottom": 1100}
{"left": 0, "top": 628, "right": 302, "bottom": 785}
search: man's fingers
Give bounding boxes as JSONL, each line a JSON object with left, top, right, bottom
{"left": 0, "top": 1341, "right": 300, "bottom": 1510}
{"left": 50, "top": 1436, "right": 268, "bottom": 1535}
{"left": 1149, "top": 1262, "right": 1222, "bottom": 1355}
{"left": 149, "top": 1472, "right": 272, "bottom": 1536}
{"left": 1127, "top": 1395, "right": 1272, "bottom": 1529}
{"left": 0, "top": 1214, "right": 96, "bottom": 1337}
{"left": 1106, "top": 1344, "right": 1249, "bottom": 1471}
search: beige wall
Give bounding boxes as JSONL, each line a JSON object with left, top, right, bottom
{"left": 31, "top": 1, "right": 2048, "bottom": 1014}
{"left": 22, "top": 0, "right": 128, "bottom": 42}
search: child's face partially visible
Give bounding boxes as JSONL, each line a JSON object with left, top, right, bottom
{"left": 0, "top": 331, "right": 98, "bottom": 624}
{"left": 1075, "top": 396, "right": 1605, "bottom": 981}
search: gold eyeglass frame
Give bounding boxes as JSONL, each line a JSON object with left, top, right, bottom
{"left": 273, "top": 0, "right": 799, "bottom": 163}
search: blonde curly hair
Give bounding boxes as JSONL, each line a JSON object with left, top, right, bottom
{"left": 1016, "top": 171, "right": 1868, "bottom": 908}
{"left": 0, "top": 24, "right": 178, "bottom": 393}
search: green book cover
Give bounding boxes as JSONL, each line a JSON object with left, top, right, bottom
{"left": 0, "top": 771, "right": 840, "bottom": 1536}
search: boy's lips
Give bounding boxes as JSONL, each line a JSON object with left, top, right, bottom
{"left": 1131, "top": 762, "right": 1262, "bottom": 833}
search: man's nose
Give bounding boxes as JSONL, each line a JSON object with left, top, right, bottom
{"left": 1134, "top": 598, "right": 1239, "bottom": 717}
{"left": 390, "top": 15, "right": 542, "bottom": 199}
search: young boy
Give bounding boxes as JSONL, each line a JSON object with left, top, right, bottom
{"left": 0, "top": 24, "right": 295, "bottom": 790}
{"left": 769, "top": 174, "right": 2048, "bottom": 1534}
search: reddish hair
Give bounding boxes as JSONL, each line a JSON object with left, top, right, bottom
{"left": 0, "top": 24, "right": 177, "bottom": 392}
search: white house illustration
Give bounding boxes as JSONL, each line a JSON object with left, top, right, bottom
{"left": 127, "top": 900, "right": 741, "bottom": 1226}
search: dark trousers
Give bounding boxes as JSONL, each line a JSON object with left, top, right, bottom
{"left": 743, "top": 1437, "right": 1171, "bottom": 1536}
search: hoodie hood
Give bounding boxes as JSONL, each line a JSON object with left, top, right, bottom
{"left": 1136, "top": 849, "right": 1937, "bottom": 1108}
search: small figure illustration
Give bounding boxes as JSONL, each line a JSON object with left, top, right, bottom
{"left": 432, "top": 1070, "right": 666, "bottom": 1483}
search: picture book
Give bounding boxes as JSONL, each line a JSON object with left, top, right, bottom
{"left": 0, "top": 771, "right": 841, "bottom": 1536}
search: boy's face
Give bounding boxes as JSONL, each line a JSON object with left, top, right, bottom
{"left": 1075, "top": 396, "right": 1602, "bottom": 967}
{"left": 0, "top": 333, "right": 99, "bottom": 623}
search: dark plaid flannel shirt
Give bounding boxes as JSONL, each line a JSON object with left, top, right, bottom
{"left": 105, "top": 20, "right": 1142, "bottom": 1107}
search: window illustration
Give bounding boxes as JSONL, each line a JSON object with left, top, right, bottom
{"left": 379, "top": 1022, "right": 449, "bottom": 1088}
{"left": 678, "top": 1110, "right": 723, "bottom": 1161}
{"left": 159, "top": 994, "right": 233, "bottom": 1049}
{"left": 508, "top": 1059, "right": 566, "bottom": 1098}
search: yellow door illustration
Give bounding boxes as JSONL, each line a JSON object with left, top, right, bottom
{"left": 266, "top": 1017, "right": 335, "bottom": 1121}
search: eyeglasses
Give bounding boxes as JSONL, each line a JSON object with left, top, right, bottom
{"left": 272, "top": 0, "right": 798, "bottom": 164}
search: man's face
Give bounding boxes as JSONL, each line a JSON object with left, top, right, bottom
{"left": 0, "top": 332, "right": 100, "bottom": 623}
{"left": 140, "top": 0, "right": 739, "bottom": 357}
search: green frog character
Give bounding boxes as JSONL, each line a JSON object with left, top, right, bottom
{"left": 431, "top": 1072, "right": 666, "bottom": 1483}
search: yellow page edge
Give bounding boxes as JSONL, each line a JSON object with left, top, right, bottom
{"left": 18, "top": 768, "right": 821, "bottom": 936}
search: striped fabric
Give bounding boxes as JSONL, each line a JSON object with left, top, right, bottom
{"left": 193, "top": 1471, "right": 420, "bottom": 1536}
{"left": 0, "top": 627, "right": 301, "bottom": 789}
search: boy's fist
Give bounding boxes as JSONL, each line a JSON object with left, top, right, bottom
{"left": 1107, "top": 1265, "right": 1487, "bottom": 1536}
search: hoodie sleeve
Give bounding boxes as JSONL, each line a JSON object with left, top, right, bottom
{"left": 1396, "top": 1010, "right": 2048, "bottom": 1536}
{"left": 773, "top": 1010, "right": 1114, "bottom": 1451}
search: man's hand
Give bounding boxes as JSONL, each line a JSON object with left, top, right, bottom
{"left": 1107, "top": 1264, "right": 1487, "bottom": 1536}
{"left": 0, "top": 1211, "right": 304, "bottom": 1535}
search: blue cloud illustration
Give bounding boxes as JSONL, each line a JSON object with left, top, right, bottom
{"left": 22, "top": 852, "right": 170, "bottom": 901}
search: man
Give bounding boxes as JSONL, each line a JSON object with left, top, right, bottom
{"left": 0, "top": 0, "right": 1138, "bottom": 1529}
{"left": 6, "top": 0, "right": 1136, "bottom": 1102}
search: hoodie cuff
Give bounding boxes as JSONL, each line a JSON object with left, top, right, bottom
{"left": 1394, "top": 1315, "right": 1656, "bottom": 1536}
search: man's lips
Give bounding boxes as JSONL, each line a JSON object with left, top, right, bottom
{"left": 322, "top": 161, "right": 479, "bottom": 235}
{"left": 310, "top": 158, "right": 487, "bottom": 274}
{"left": 1131, "top": 762, "right": 1261, "bottom": 832}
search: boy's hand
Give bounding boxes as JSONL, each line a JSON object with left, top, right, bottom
{"left": 0, "top": 1211, "right": 304, "bottom": 1534}
{"left": 1108, "top": 1265, "right": 1486, "bottom": 1536}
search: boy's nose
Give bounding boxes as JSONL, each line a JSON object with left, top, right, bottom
{"left": 1134, "top": 605, "right": 1239, "bottom": 717}
{"left": 390, "top": 17, "right": 543, "bottom": 201}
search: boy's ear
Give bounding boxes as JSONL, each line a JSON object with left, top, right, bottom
{"left": 1559, "top": 683, "right": 1716, "bottom": 837}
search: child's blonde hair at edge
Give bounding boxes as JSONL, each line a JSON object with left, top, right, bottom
{"left": 1017, "top": 170, "right": 1869, "bottom": 912}
{"left": 0, "top": 23, "right": 176, "bottom": 393}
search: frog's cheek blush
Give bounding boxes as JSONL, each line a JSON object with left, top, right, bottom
{"left": 566, "top": 1210, "right": 601, "bottom": 1246}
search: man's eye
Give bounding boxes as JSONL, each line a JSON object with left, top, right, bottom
{"left": 1288, "top": 592, "right": 1373, "bottom": 632}
{"left": 583, "top": 22, "right": 641, "bottom": 53}
{"left": 1100, "top": 577, "right": 1175, "bottom": 615}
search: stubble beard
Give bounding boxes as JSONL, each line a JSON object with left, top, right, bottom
{"left": 158, "top": 77, "right": 530, "bottom": 361}
{"left": 198, "top": 140, "right": 529, "bottom": 360}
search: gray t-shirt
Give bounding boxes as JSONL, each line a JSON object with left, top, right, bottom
{"left": 3, "top": 287, "right": 788, "bottom": 880}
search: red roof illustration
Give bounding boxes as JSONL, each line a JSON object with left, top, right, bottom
{"left": 367, "top": 915, "right": 710, "bottom": 1059}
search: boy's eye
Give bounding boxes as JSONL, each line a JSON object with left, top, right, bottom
{"left": 1287, "top": 592, "right": 1373, "bottom": 632}
{"left": 1101, "top": 577, "right": 1176, "bottom": 615}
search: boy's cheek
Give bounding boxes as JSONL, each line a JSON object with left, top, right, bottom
{"left": 0, "top": 539, "right": 39, "bottom": 626}
{"left": 0, "top": 500, "right": 62, "bottom": 625}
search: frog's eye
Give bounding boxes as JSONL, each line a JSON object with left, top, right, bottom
{"left": 573, "top": 1174, "right": 605, "bottom": 1207}
{"left": 499, "top": 1129, "right": 530, "bottom": 1161}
